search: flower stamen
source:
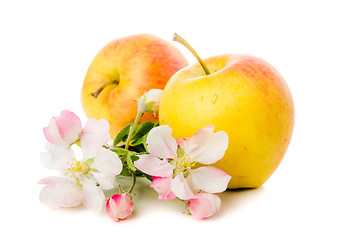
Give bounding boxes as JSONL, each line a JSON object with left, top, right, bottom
{"left": 173, "top": 148, "right": 197, "bottom": 176}
{"left": 64, "top": 159, "right": 90, "bottom": 178}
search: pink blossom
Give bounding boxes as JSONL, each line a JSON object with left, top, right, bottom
{"left": 134, "top": 125, "right": 231, "bottom": 201}
{"left": 41, "top": 114, "right": 121, "bottom": 190}
{"left": 39, "top": 113, "right": 122, "bottom": 213}
{"left": 43, "top": 110, "right": 82, "bottom": 145}
{"left": 106, "top": 193, "right": 134, "bottom": 221}
{"left": 188, "top": 193, "right": 221, "bottom": 220}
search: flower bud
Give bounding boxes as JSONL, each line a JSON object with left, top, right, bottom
{"left": 43, "top": 110, "right": 82, "bottom": 145}
{"left": 106, "top": 193, "right": 134, "bottom": 221}
{"left": 137, "top": 89, "right": 163, "bottom": 114}
{"left": 188, "top": 193, "right": 221, "bottom": 220}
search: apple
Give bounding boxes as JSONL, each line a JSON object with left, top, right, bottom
{"left": 81, "top": 34, "right": 188, "bottom": 138}
{"left": 159, "top": 34, "right": 294, "bottom": 189}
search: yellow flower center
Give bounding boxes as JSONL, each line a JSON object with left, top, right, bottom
{"left": 65, "top": 159, "right": 91, "bottom": 178}
{"left": 173, "top": 148, "right": 197, "bottom": 176}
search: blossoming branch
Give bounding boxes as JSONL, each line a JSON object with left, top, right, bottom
{"left": 38, "top": 89, "right": 231, "bottom": 220}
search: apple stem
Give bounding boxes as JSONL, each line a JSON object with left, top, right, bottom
{"left": 173, "top": 33, "right": 210, "bottom": 75}
{"left": 91, "top": 80, "right": 119, "bottom": 98}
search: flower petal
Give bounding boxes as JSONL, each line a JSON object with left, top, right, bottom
{"left": 81, "top": 118, "right": 110, "bottom": 159}
{"left": 40, "top": 143, "right": 75, "bottom": 172}
{"left": 171, "top": 173, "right": 196, "bottom": 200}
{"left": 43, "top": 117, "right": 62, "bottom": 145}
{"left": 38, "top": 176, "right": 83, "bottom": 210}
{"left": 55, "top": 110, "right": 82, "bottom": 144}
{"left": 188, "top": 193, "right": 221, "bottom": 220}
{"left": 134, "top": 154, "right": 174, "bottom": 177}
{"left": 43, "top": 110, "right": 82, "bottom": 145}
{"left": 189, "top": 166, "right": 231, "bottom": 193}
{"left": 137, "top": 89, "right": 163, "bottom": 113}
{"left": 91, "top": 148, "right": 122, "bottom": 190}
{"left": 106, "top": 193, "right": 134, "bottom": 221}
{"left": 183, "top": 125, "right": 228, "bottom": 164}
{"left": 146, "top": 125, "right": 177, "bottom": 158}
{"left": 150, "top": 177, "right": 176, "bottom": 201}
{"left": 82, "top": 179, "right": 105, "bottom": 213}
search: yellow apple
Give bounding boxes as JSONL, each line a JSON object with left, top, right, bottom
{"left": 81, "top": 34, "right": 188, "bottom": 138}
{"left": 159, "top": 53, "right": 294, "bottom": 189}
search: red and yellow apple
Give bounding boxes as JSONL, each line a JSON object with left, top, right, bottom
{"left": 159, "top": 52, "right": 294, "bottom": 189}
{"left": 81, "top": 34, "right": 188, "bottom": 138}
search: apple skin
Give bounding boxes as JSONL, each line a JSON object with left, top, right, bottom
{"left": 81, "top": 34, "right": 188, "bottom": 138}
{"left": 159, "top": 55, "right": 294, "bottom": 189}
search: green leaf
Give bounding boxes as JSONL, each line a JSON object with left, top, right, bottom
{"left": 143, "top": 173, "right": 153, "bottom": 182}
{"left": 129, "top": 144, "right": 146, "bottom": 153}
{"left": 110, "top": 148, "right": 129, "bottom": 156}
{"left": 113, "top": 123, "right": 131, "bottom": 146}
{"left": 130, "top": 154, "right": 139, "bottom": 162}
{"left": 132, "top": 134, "right": 147, "bottom": 146}
{"left": 131, "top": 122, "right": 155, "bottom": 141}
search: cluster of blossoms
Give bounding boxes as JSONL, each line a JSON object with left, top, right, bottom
{"left": 39, "top": 110, "right": 131, "bottom": 217}
{"left": 134, "top": 125, "right": 231, "bottom": 219}
{"left": 38, "top": 89, "right": 231, "bottom": 220}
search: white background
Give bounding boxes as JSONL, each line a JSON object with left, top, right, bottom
{"left": 1, "top": 0, "right": 361, "bottom": 239}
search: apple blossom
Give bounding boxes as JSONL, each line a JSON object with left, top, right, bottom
{"left": 188, "top": 193, "right": 221, "bottom": 220}
{"left": 38, "top": 176, "right": 105, "bottom": 213}
{"left": 136, "top": 89, "right": 163, "bottom": 114}
{"left": 41, "top": 115, "right": 121, "bottom": 190}
{"left": 43, "top": 110, "right": 82, "bottom": 145}
{"left": 106, "top": 193, "right": 134, "bottom": 221}
{"left": 64, "top": 147, "right": 122, "bottom": 190}
{"left": 39, "top": 114, "right": 123, "bottom": 213}
{"left": 39, "top": 146, "right": 119, "bottom": 213}
{"left": 134, "top": 125, "right": 231, "bottom": 201}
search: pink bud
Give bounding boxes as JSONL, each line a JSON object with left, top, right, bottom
{"left": 106, "top": 193, "right": 134, "bottom": 221}
{"left": 43, "top": 110, "right": 82, "bottom": 145}
{"left": 188, "top": 193, "right": 221, "bottom": 220}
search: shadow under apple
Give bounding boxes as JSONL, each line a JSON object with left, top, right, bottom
{"left": 213, "top": 186, "right": 267, "bottom": 219}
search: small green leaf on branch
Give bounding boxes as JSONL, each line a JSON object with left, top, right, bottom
{"left": 132, "top": 134, "right": 147, "bottom": 146}
{"left": 110, "top": 147, "right": 129, "bottom": 155}
{"left": 113, "top": 123, "right": 131, "bottom": 146}
{"left": 131, "top": 122, "right": 155, "bottom": 141}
